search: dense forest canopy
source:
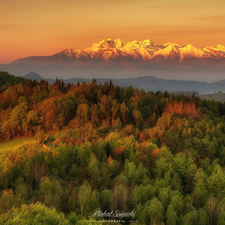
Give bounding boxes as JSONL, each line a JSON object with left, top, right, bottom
{"left": 0, "top": 71, "right": 225, "bottom": 224}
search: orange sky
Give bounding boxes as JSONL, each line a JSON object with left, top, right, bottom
{"left": 1, "top": 0, "right": 225, "bottom": 63}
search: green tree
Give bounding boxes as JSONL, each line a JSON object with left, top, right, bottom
{"left": 90, "top": 189, "right": 100, "bottom": 212}
{"left": 137, "top": 204, "right": 147, "bottom": 224}
{"left": 198, "top": 208, "right": 207, "bottom": 225}
{"left": 78, "top": 183, "right": 92, "bottom": 217}
{"left": 0, "top": 202, "right": 68, "bottom": 225}
{"left": 207, "top": 164, "right": 225, "bottom": 197}
{"left": 170, "top": 173, "right": 182, "bottom": 192}
{"left": 181, "top": 210, "right": 198, "bottom": 225}
{"left": 218, "top": 212, "right": 225, "bottom": 225}
{"left": 166, "top": 204, "right": 178, "bottom": 225}
{"left": 101, "top": 189, "right": 111, "bottom": 211}
{"left": 68, "top": 212, "right": 78, "bottom": 225}
{"left": 192, "top": 180, "right": 208, "bottom": 209}
{"left": 88, "top": 153, "right": 100, "bottom": 187}
{"left": 170, "top": 191, "right": 184, "bottom": 216}
{"left": 148, "top": 197, "right": 165, "bottom": 224}
{"left": 39, "top": 177, "right": 63, "bottom": 210}
{"left": 158, "top": 187, "right": 171, "bottom": 208}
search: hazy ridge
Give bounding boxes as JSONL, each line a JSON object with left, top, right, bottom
{"left": 22, "top": 72, "right": 225, "bottom": 95}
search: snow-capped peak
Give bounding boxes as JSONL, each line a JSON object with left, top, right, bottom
{"left": 53, "top": 38, "right": 225, "bottom": 62}
{"left": 216, "top": 44, "right": 225, "bottom": 51}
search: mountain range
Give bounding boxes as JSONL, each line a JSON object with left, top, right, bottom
{"left": 11, "top": 38, "right": 225, "bottom": 65}
{"left": 1, "top": 39, "right": 225, "bottom": 82}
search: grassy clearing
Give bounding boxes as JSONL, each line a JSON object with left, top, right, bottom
{"left": 0, "top": 138, "right": 37, "bottom": 157}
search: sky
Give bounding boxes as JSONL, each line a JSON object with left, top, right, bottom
{"left": 1, "top": 0, "right": 225, "bottom": 63}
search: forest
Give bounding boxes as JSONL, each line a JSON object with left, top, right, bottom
{"left": 0, "top": 71, "right": 225, "bottom": 224}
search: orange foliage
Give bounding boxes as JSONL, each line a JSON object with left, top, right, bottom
{"left": 122, "top": 124, "right": 133, "bottom": 135}
{"left": 113, "top": 146, "right": 124, "bottom": 161}
{"left": 52, "top": 85, "right": 60, "bottom": 90}
{"left": 73, "top": 83, "right": 91, "bottom": 99}
{"left": 0, "top": 92, "right": 5, "bottom": 102}
{"left": 115, "top": 146, "right": 124, "bottom": 154}
{"left": 151, "top": 148, "right": 160, "bottom": 157}
{"left": 107, "top": 155, "right": 113, "bottom": 166}
{"left": 150, "top": 148, "right": 166, "bottom": 166}
{"left": 139, "top": 132, "right": 148, "bottom": 143}
{"left": 69, "top": 119, "right": 80, "bottom": 128}
{"left": 76, "top": 138, "right": 84, "bottom": 146}
{"left": 148, "top": 127, "right": 165, "bottom": 140}
{"left": 141, "top": 142, "right": 147, "bottom": 148}
{"left": 164, "top": 101, "right": 201, "bottom": 119}
{"left": 69, "top": 138, "right": 75, "bottom": 145}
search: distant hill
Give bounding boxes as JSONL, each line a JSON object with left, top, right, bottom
{"left": 21, "top": 74, "right": 225, "bottom": 95}
{"left": 23, "top": 72, "right": 55, "bottom": 83}
{"left": 199, "top": 91, "right": 225, "bottom": 102}
{"left": 95, "top": 76, "right": 225, "bottom": 94}
{"left": 23, "top": 72, "right": 44, "bottom": 81}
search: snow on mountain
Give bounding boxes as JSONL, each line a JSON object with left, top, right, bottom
{"left": 179, "top": 44, "right": 205, "bottom": 61}
{"left": 73, "top": 39, "right": 225, "bottom": 62}
{"left": 162, "top": 42, "right": 181, "bottom": 48}
{"left": 10, "top": 39, "right": 225, "bottom": 64}
{"left": 202, "top": 45, "right": 225, "bottom": 59}
{"left": 134, "top": 48, "right": 153, "bottom": 61}
{"left": 154, "top": 44, "right": 180, "bottom": 60}
{"left": 216, "top": 45, "right": 225, "bottom": 52}
{"left": 55, "top": 49, "right": 89, "bottom": 59}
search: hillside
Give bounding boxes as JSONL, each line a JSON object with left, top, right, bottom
{"left": 0, "top": 71, "right": 30, "bottom": 87}
{"left": 1, "top": 73, "right": 225, "bottom": 224}
{"left": 23, "top": 72, "right": 44, "bottom": 81}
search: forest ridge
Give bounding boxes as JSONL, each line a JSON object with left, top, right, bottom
{"left": 0, "top": 71, "right": 225, "bottom": 224}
